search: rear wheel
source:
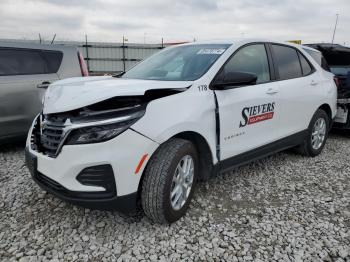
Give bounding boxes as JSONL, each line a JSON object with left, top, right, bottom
{"left": 141, "top": 138, "right": 198, "bottom": 224}
{"left": 298, "top": 109, "right": 329, "bottom": 157}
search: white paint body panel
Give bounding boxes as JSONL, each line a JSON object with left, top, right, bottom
{"left": 277, "top": 71, "right": 337, "bottom": 137}
{"left": 44, "top": 76, "right": 192, "bottom": 114}
{"left": 216, "top": 81, "right": 282, "bottom": 159}
{"left": 26, "top": 38, "right": 337, "bottom": 198}
{"left": 27, "top": 127, "right": 159, "bottom": 196}
{"left": 131, "top": 79, "right": 218, "bottom": 163}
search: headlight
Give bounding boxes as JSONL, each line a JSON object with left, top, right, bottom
{"left": 66, "top": 111, "right": 144, "bottom": 145}
{"left": 66, "top": 122, "right": 132, "bottom": 145}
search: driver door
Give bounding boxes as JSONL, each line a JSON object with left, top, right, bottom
{"left": 214, "top": 44, "right": 283, "bottom": 160}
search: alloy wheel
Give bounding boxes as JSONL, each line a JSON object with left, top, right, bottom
{"left": 170, "top": 155, "right": 194, "bottom": 211}
{"left": 311, "top": 118, "right": 326, "bottom": 150}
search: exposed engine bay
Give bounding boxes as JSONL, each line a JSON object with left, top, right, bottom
{"left": 31, "top": 88, "right": 187, "bottom": 157}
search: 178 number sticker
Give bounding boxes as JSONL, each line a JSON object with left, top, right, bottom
{"left": 198, "top": 85, "right": 208, "bottom": 92}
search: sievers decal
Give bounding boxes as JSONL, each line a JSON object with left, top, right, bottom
{"left": 239, "top": 102, "right": 275, "bottom": 128}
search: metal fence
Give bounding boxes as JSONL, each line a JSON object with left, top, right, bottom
{"left": 0, "top": 38, "right": 166, "bottom": 75}
{"left": 77, "top": 40, "right": 165, "bottom": 75}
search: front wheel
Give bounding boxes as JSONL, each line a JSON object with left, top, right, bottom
{"left": 141, "top": 138, "right": 198, "bottom": 224}
{"left": 298, "top": 109, "right": 330, "bottom": 157}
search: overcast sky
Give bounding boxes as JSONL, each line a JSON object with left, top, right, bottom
{"left": 0, "top": 0, "right": 349, "bottom": 45}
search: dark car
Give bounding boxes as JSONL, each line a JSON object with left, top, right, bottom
{"left": 305, "top": 43, "right": 350, "bottom": 129}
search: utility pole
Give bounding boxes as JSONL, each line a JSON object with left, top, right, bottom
{"left": 122, "top": 35, "right": 126, "bottom": 72}
{"left": 85, "top": 34, "right": 90, "bottom": 72}
{"left": 331, "top": 14, "right": 339, "bottom": 45}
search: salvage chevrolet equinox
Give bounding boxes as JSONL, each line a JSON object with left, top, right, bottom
{"left": 25, "top": 39, "right": 337, "bottom": 223}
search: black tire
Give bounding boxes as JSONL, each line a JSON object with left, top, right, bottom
{"left": 141, "top": 138, "right": 198, "bottom": 224}
{"left": 298, "top": 109, "right": 330, "bottom": 157}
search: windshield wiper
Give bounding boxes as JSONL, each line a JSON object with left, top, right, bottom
{"left": 112, "top": 71, "right": 125, "bottom": 78}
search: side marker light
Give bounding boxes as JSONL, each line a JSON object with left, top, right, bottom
{"left": 135, "top": 154, "right": 148, "bottom": 174}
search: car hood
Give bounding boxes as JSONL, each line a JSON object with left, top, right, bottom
{"left": 43, "top": 76, "right": 193, "bottom": 114}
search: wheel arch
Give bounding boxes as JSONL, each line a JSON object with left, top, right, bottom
{"left": 172, "top": 131, "right": 215, "bottom": 181}
{"left": 318, "top": 103, "right": 333, "bottom": 125}
{"left": 137, "top": 131, "right": 215, "bottom": 199}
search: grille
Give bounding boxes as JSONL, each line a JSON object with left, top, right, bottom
{"left": 31, "top": 115, "right": 67, "bottom": 158}
{"left": 40, "top": 123, "right": 64, "bottom": 156}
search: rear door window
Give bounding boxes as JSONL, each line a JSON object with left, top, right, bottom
{"left": 0, "top": 48, "right": 62, "bottom": 76}
{"left": 271, "top": 44, "right": 302, "bottom": 80}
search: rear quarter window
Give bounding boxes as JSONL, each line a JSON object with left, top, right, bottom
{"left": 304, "top": 49, "right": 322, "bottom": 65}
{"left": 298, "top": 52, "right": 313, "bottom": 76}
{"left": 303, "top": 48, "right": 330, "bottom": 71}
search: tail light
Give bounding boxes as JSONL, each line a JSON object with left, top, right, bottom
{"left": 78, "top": 51, "right": 89, "bottom": 77}
{"left": 334, "top": 76, "right": 340, "bottom": 87}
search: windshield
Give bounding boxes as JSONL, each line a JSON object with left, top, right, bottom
{"left": 122, "top": 44, "right": 231, "bottom": 81}
{"left": 330, "top": 66, "right": 350, "bottom": 76}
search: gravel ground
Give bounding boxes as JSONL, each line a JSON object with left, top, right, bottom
{"left": 0, "top": 133, "right": 349, "bottom": 262}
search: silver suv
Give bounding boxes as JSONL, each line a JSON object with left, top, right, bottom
{"left": 0, "top": 41, "right": 88, "bottom": 143}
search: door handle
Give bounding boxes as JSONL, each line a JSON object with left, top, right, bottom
{"left": 37, "top": 81, "right": 51, "bottom": 89}
{"left": 266, "top": 88, "right": 279, "bottom": 95}
{"left": 310, "top": 80, "right": 318, "bottom": 86}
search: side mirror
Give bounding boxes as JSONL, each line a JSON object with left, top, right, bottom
{"left": 211, "top": 71, "right": 258, "bottom": 90}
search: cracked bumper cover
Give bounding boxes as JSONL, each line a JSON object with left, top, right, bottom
{"left": 25, "top": 129, "right": 159, "bottom": 212}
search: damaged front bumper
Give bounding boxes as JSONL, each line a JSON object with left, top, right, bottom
{"left": 25, "top": 147, "right": 138, "bottom": 212}
{"left": 25, "top": 121, "right": 159, "bottom": 212}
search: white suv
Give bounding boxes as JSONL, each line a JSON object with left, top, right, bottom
{"left": 25, "top": 39, "right": 337, "bottom": 223}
